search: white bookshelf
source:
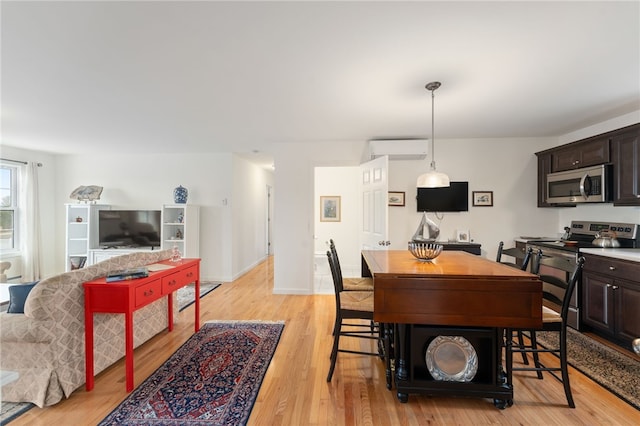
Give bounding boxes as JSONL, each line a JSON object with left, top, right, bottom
{"left": 161, "top": 204, "right": 199, "bottom": 258}
{"left": 65, "top": 203, "right": 110, "bottom": 271}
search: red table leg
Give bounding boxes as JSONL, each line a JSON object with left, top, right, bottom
{"left": 125, "top": 310, "right": 134, "bottom": 392}
{"left": 84, "top": 293, "right": 94, "bottom": 391}
{"left": 194, "top": 279, "right": 200, "bottom": 332}
{"left": 167, "top": 293, "right": 174, "bottom": 331}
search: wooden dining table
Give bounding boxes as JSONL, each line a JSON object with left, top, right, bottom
{"left": 361, "top": 249, "right": 543, "bottom": 408}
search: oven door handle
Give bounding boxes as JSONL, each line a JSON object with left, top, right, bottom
{"left": 538, "top": 256, "right": 577, "bottom": 273}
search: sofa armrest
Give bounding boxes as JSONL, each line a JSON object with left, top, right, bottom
{"left": 0, "top": 313, "right": 55, "bottom": 343}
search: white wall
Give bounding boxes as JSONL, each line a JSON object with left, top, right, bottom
{"left": 52, "top": 152, "right": 272, "bottom": 282}
{"left": 274, "top": 137, "right": 557, "bottom": 293}
{"left": 314, "top": 167, "right": 360, "bottom": 271}
{"left": 231, "top": 156, "right": 275, "bottom": 279}
{"left": 388, "top": 137, "right": 560, "bottom": 259}
{"left": 272, "top": 140, "right": 369, "bottom": 294}
{"left": 308, "top": 137, "right": 560, "bottom": 275}
{"left": 558, "top": 111, "right": 640, "bottom": 145}
{"left": 274, "top": 111, "right": 640, "bottom": 295}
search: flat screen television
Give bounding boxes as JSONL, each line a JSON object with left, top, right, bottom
{"left": 98, "top": 210, "right": 162, "bottom": 248}
{"left": 416, "top": 181, "right": 469, "bottom": 212}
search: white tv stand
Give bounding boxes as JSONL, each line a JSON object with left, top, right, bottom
{"left": 65, "top": 203, "right": 199, "bottom": 270}
{"left": 89, "top": 247, "right": 159, "bottom": 265}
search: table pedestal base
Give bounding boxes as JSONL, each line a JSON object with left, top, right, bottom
{"left": 394, "top": 324, "right": 513, "bottom": 409}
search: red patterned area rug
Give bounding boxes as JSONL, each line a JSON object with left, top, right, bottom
{"left": 99, "top": 321, "right": 284, "bottom": 425}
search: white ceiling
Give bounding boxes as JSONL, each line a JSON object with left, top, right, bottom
{"left": 2, "top": 1, "right": 639, "bottom": 167}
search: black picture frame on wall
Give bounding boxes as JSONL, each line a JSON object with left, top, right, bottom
{"left": 388, "top": 191, "right": 405, "bottom": 206}
{"left": 472, "top": 191, "right": 493, "bottom": 207}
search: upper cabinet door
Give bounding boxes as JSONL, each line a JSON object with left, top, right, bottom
{"left": 536, "top": 152, "right": 555, "bottom": 207}
{"left": 612, "top": 127, "right": 640, "bottom": 206}
{"left": 551, "top": 137, "right": 610, "bottom": 172}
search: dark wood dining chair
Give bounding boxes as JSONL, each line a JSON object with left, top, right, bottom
{"left": 329, "top": 239, "right": 374, "bottom": 291}
{"left": 328, "top": 239, "right": 374, "bottom": 336}
{"left": 496, "top": 241, "right": 534, "bottom": 270}
{"left": 505, "top": 256, "right": 584, "bottom": 408}
{"left": 498, "top": 244, "right": 535, "bottom": 365}
{"left": 326, "top": 251, "right": 391, "bottom": 389}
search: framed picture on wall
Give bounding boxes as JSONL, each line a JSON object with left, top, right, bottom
{"left": 320, "top": 196, "right": 341, "bottom": 222}
{"left": 472, "top": 191, "right": 493, "bottom": 207}
{"left": 388, "top": 191, "right": 405, "bottom": 206}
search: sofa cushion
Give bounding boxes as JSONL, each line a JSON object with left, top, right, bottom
{"left": 7, "top": 282, "right": 38, "bottom": 314}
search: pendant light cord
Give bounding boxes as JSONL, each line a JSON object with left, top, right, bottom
{"left": 430, "top": 87, "right": 435, "bottom": 169}
{"left": 425, "top": 81, "right": 440, "bottom": 170}
{"left": 417, "top": 81, "right": 449, "bottom": 188}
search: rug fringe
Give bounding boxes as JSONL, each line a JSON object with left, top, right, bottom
{"left": 204, "top": 319, "right": 285, "bottom": 325}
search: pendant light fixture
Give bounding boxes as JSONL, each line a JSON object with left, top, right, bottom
{"left": 417, "top": 81, "right": 450, "bottom": 188}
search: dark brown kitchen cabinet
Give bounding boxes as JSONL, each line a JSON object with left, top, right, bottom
{"left": 582, "top": 272, "right": 615, "bottom": 334}
{"left": 611, "top": 124, "right": 640, "bottom": 206}
{"left": 536, "top": 152, "right": 554, "bottom": 207}
{"left": 582, "top": 253, "right": 640, "bottom": 351}
{"left": 551, "top": 137, "right": 609, "bottom": 172}
{"left": 536, "top": 151, "right": 576, "bottom": 208}
{"left": 535, "top": 123, "right": 639, "bottom": 208}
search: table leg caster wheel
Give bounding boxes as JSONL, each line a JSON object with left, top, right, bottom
{"left": 494, "top": 399, "right": 509, "bottom": 409}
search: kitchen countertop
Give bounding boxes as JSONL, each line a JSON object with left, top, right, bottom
{"left": 514, "top": 237, "right": 560, "bottom": 243}
{"left": 580, "top": 248, "right": 640, "bottom": 263}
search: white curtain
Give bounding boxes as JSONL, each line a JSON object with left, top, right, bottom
{"left": 20, "top": 162, "right": 42, "bottom": 281}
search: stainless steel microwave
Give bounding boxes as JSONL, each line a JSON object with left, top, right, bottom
{"left": 546, "top": 164, "right": 611, "bottom": 204}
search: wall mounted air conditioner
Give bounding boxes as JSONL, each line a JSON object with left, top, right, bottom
{"left": 368, "top": 139, "right": 428, "bottom": 160}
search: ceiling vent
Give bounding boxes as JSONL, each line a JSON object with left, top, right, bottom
{"left": 369, "top": 139, "right": 428, "bottom": 160}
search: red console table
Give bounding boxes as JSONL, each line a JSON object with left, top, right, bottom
{"left": 83, "top": 258, "right": 201, "bottom": 392}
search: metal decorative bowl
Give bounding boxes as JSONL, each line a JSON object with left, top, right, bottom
{"left": 408, "top": 242, "right": 443, "bottom": 261}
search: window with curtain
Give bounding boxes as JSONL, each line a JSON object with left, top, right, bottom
{"left": 0, "top": 162, "right": 20, "bottom": 254}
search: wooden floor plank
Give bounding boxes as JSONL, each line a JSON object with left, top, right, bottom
{"left": 10, "top": 256, "right": 640, "bottom": 425}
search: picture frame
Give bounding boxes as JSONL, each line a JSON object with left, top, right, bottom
{"left": 456, "top": 230, "right": 470, "bottom": 243}
{"left": 388, "top": 191, "right": 405, "bottom": 207}
{"left": 472, "top": 191, "right": 493, "bottom": 207}
{"left": 320, "top": 196, "right": 341, "bottom": 222}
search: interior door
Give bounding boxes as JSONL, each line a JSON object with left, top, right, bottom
{"left": 360, "top": 156, "right": 389, "bottom": 250}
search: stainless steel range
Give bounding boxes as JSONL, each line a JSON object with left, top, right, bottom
{"left": 526, "top": 221, "right": 640, "bottom": 330}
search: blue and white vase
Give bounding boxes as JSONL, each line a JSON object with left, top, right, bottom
{"left": 173, "top": 185, "right": 188, "bottom": 204}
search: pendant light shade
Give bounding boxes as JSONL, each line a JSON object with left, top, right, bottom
{"left": 417, "top": 81, "right": 450, "bottom": 188}
{"left": 416, "top": 169, "right": 450, "bottom": 188}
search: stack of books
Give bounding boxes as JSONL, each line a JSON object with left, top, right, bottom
{"left": 106, "top": 267, "right": 149, "bottom": 282}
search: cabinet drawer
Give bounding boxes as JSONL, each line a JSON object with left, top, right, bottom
{"left": 583, "top": 255, "right": 638, "bottom": 282}
{"left": 135, "top": 279, "right": 162, "bottom": 308}
{"left": 162, "top": 265, "right": 198, "bottom": 293}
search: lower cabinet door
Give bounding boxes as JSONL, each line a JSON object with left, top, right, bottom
{"left": 581, "top": 272, "right": 615, "bottom": 335}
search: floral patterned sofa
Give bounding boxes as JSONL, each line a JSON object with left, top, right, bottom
{"left": 0, "top": 249, "right": 176, "bottom": 407}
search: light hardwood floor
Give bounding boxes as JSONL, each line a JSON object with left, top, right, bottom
{"left": 12, "top": 256, "right": 640, "bottom": 425}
